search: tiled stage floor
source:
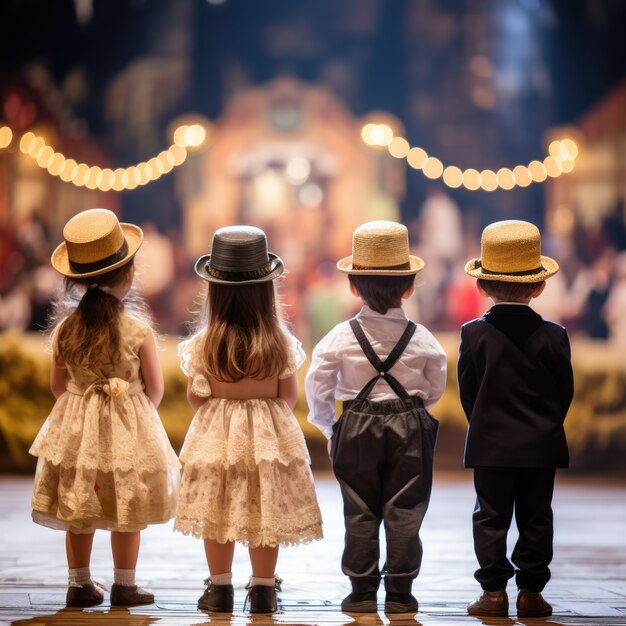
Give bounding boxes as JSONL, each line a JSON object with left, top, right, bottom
{"left": 1, "top": 472, "right": 625, "bottom": 626}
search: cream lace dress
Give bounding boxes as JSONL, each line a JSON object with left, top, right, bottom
{"left": 174, "top": 332, "right": 323, "bottom": 548}
{"left": 30, "top": 314, "right": 180, "bottom": 533}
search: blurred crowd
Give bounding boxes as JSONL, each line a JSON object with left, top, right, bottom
{"left": 3, "top": 195, "right": 626, "bottom": 347}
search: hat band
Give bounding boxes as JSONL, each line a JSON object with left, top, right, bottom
{"left": 69, "top": 240, "right": 129, "bottom": 274}
{"left": 206, "top": 261, "right": 274, "bottom": 282}
{"left": 352, "top": 261, "right": 411, "bottom": 271}
{"left": 479, "top": 261, "right": 545, "bottom": 276}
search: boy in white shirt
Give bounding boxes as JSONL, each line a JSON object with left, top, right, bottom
{"left": 305, "top": 221, "right": 447, "bottom": 614}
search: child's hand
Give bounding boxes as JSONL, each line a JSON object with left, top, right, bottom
{"left": 327, "top": 438, "right": 332, "bottom": 458}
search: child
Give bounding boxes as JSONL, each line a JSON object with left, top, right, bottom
{"left": 305, "top": 221, "right": 446, "bottom": 614}
{"left": 30, "top": 208, "right": 180, "bottom": 607}
{"left": 458, "top": 220, "right": 574, "bottom": 618}
{"left": 174, "top": 225, "right": 323, "bottom": 614}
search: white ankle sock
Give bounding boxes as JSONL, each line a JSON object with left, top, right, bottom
{"left": 113, "top": 568, "right": 136, "bottom": 587}
{"left": 68, "top": 567, "right": 91, "bottom": 587}
{"left": 210, "top": 572, "right": 232, "bottom": 586}
{"left": 250, "top": 575, "right": 275, "bottom": 587}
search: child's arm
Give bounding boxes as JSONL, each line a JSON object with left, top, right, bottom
{"left": 304, "top": 329, "right": 342, "bottom": 439}
{"left": 278, "top": 373, "right": 298, "bottom": 410}
{"left": 139, "top": 330, "right": 164, "bottom": 408}
{"left": 457, "top": 325, "right": 478, "bottom": 420}
{"left": 555, "top": 328, "right": 574, "bottom": 419}
{"left": 186, "top": 378, "right": 208, "bottom": 411}
{"left": 50, "top": 352, "right": 67, "bottom": 399}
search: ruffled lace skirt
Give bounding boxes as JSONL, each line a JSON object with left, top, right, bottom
{"left": 30, "top": 390, "right": 180, "bottom": 533}
{"left": 174, "top": 398, "right": 323, "bottom": 548}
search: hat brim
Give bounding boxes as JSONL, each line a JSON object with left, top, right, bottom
{"left": 195, "top": 252, "right": 284, "bottom": 284}
{"left": 464, "top": 255, "right": 559, "bottom": 282}
{"left": 50, "top": 223, "right": 144, "bottom": 279}
{"left": 336, "top": 255, "right": 424, "bottom": 276}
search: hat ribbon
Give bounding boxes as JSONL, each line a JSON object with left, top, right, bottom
{"left": 352, "top": 261, "right": 411, "bottom": 271}
{"left": 205, "top": 261, "right": 274, "bottom": 281}
{"left": 474, "top": 260, "right": 545, "bottom": 276}
{"left": 69, "top": 240, "right": 129, "bottom": 274}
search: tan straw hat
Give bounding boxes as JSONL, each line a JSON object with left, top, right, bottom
{"left": 195, "top": 225, "right": 284, "bottom": 284}
{"left": 51, "top": 208, "right": 143, "bottom": 278}
{"left": 465, "top": 220, "right": 559, "bottom": 283}
{"left": 337, "top": 220, "right": 424, "bottom": 276}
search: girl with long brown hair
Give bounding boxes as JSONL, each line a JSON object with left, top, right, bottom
{"left": 175, "top": 225, "right": 322, "bottom": 614}
{"left": 29, "top": 209, "right": 179, "bottom": 608}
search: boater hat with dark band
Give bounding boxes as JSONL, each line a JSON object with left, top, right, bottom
{"left": 465, "top": 220, "right": 559, "bottom": 283}
{"left": 51, "top": 208, "right": 143, "bottom": 278}
{"left": 195, "top": 225, "right": 284, "bottom": 284}
{"left": 337, "top": 220, "right": 424, "bottom": 276}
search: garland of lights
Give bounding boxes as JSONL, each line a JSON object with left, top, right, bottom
{"left": 0, "top": 124, "right": 206, "bottom": 192}
{"left": 361, "top": 123, "right": 578, "bottom": 191}
{"left": 0, "top": 120, "right": 578, "bottom": 192}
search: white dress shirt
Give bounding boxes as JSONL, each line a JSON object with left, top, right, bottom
{"left": 305, "top": 305, "right": 447, "bottom": 438}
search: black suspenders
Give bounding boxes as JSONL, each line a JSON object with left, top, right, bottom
{"left": 349, "top": 318, "right": 417, "bottom": 402}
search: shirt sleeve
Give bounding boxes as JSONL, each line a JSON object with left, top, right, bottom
{"left": 279, "top": 331, "right": 306, "bottom": 379}
{"left": 178, "top": 334, "right": 212, "bottom": 398}
{"left": 304, "top": 326, "right": 343, "bottom": 439}
{"left": 421, "top": 330, "right": 448, "bottom": 409}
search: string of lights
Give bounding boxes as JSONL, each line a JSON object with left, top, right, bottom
{"left": 0, "top": 123, "right": 207, "bottom": 192}
{"left": 361, "top": 123, "right": 579, "bottom": 191}
{"left": 1, "top": 119, "right": 578, "bottom": 193}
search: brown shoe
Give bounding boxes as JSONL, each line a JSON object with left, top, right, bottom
{"left": 517, "top": 589, "right": 552, "bottom": 618}
{"left": 467, "top": 589, "right": 509, "bottom": 617}
{"left": 66, "top": 582, "right": 104, "bottom": 608}
{"left": 110, "top": 583, "right": 154, "bottom": 606}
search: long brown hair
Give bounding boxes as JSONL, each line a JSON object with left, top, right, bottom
{"left": 50, "top": 260, "right": 149, "bottom": 368}
{"left": 198, "top": 281, "right": 290, "bottom": 382}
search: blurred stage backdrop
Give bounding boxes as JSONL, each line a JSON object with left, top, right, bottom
{"left": 1, "top": 0, "right": 626, "bottom": 472}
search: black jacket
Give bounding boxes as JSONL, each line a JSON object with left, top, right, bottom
{"left": 458, "top": 304, "right": 573, "bottom": 468}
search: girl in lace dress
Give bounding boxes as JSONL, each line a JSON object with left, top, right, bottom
{"left": 175, "top": 225, "right": 323, "bottom": 614}
{"left": 30, "top": 209, "right": 180, "bottom": 608}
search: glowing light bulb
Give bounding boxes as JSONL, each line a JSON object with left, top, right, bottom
{"left": 388, "top": 136, "right": 410, "bottom": 159}
{"left": 443, "top": 165, "right": 463, "bottom": 188}
{"left": 0, "top": 126, "right": 13, "bottom": 149}
{"left": 480, "top": 169, "right": 498, "bottom": 192}
{"left": 513, "top": 165, "right": 532, "bottom": 187}
{"left": 407, "top": 147, "right": 428, "bottom": 169}
{"left": 496, "top": 168, "right": 515, "bottom": 190}
{"left": 528, "top": 160, "right": 547, "bottom": 183}
{"left": 422, "top": 157, "right": 444, "bottom": 180}
{"left": 462, "top": 169, "right": 482, "bottom": 191}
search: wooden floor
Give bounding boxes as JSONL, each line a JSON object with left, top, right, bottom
{"left": 1, "top": 472, "right": 625, "bottom": 626}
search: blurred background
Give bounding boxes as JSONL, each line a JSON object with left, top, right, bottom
{"left": 1, "top": 0, "right": 626, "bottom": 473}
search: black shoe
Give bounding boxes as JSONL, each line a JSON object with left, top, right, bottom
{"left": 384, "top": 592, "right": 418, "bottom": 614}
{"left": 197, "top": 579, "right": 234, "bottom": 612}
{"left": 66, "top": 582, "right": 104, "bottom": 608}
{"left": 341, "top": 591, "right": 378, "bottom": 613}
{"left": 246, "top": 585, "right": 277, "bottom": 614}
{"left": 110, "top": 584, "right": 154, "bottom": 606}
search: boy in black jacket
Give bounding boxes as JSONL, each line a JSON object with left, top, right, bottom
{"left": 458, "top": 220, "right": 573, "bottom": 619}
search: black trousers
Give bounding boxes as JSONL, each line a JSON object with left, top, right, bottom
{"left": 331, "top": 397, "right": 438, "bottom": 594}
{"left": 472, "top": 467, "right": 556, "bottom": 593}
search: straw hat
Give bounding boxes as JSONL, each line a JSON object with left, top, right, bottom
{"left": 337, "top": 221, "right": 424, "bottom": 276}
{"left": 465, "top": 220, "right": 559, "bottom": 283}
{"left": 51, "top": 208, "right": 143, "bottom": 278}
{"left": 195, "top": 225, "right": 284, "bottom": 285}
